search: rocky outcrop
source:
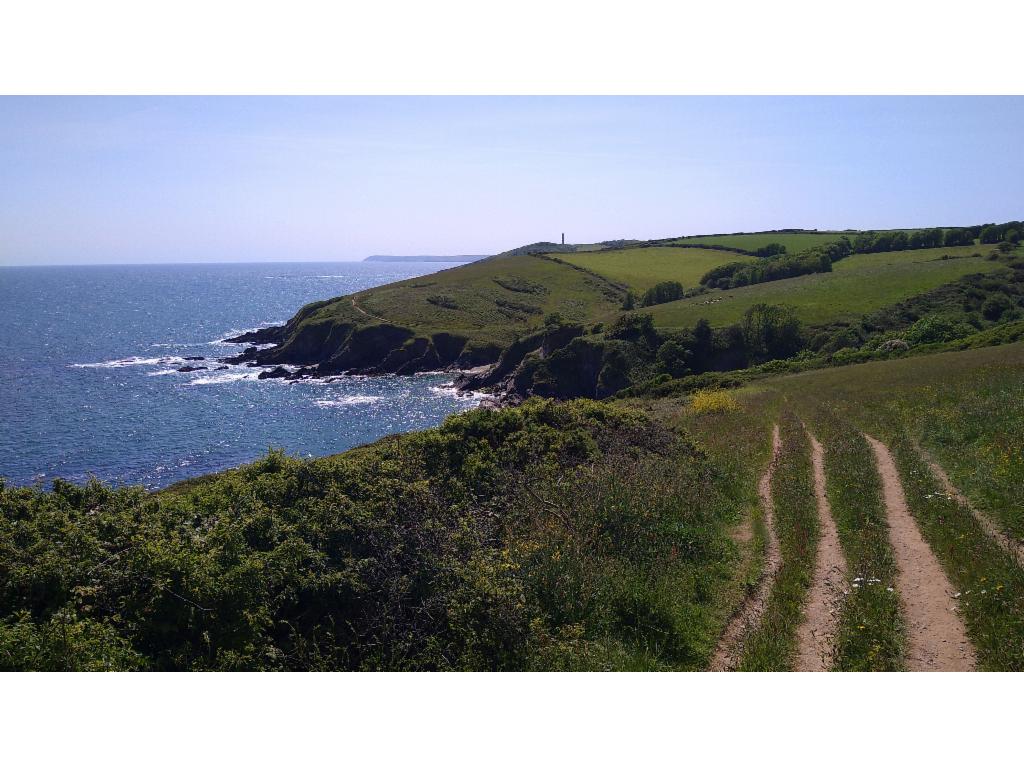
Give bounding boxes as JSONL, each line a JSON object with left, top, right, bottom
{"left": 220, "top": 316, "right": 502, "bottom": 379}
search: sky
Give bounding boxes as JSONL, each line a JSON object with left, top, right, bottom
{"left": 1, "top": 96, "right": 1022, "bottom": 266}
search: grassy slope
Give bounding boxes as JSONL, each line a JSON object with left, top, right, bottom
{"left": 642, "top": 245, "right": 996, "bottom": 328}
{"left": 291, "top": 253, "right": 626, "bottom": 349}
{"left": 731, "top": 343, "right": 1024, "bottom": 670}
{"left": 667, "top": 232, "right": 847, "bottom": 253}
{"left": 560, "top": 246, "right": 754, "bottom": 292}
{"left": 637, "top": 391, "right": 779, "bottom": 667}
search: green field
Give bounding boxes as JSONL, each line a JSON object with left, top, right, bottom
{"left": 667, "top": 232, "right": 848, "bottom": 253}
{"left": 642, "top": 245, "right": 995, "bottom": 328}
{"left": 560, "top": 246, "right": 755, "bottom": 291}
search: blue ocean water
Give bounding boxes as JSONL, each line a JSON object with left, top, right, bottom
{"left": 0, "top": 261, "right": 482, "bottom": 489}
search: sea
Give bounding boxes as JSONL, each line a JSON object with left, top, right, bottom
{"left": 0, "top": 261, "right": 483, "bottom": 489}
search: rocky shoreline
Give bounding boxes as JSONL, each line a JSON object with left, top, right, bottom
{"left": 216, "top": 327, "right": 510, "bottom": 406}
{"left": 218, "top": 313, "right": 637, "bottom": 405}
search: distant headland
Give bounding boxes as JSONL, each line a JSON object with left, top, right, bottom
{"left": 364, "top": 254, "right": 489, "bottom": 263}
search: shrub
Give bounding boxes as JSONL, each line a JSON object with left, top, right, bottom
{"left": 688, "top": 388, "right": 740, "bottom": 414}
{"left": 982, "top": 294, "right": 1013, "bottom": 321}
{"left": 904, "top": 315, "right": 976, "bottom": 345}
{"left": 641, "top": 280, "right": 685, "bottom": 307}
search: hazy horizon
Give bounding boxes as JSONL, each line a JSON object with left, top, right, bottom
{"left": 2, "top": 96, "right": 1023, "bottom": 267}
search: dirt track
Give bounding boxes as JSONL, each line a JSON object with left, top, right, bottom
{"left": 710, "top": 425, "right": 782, "bottom": 671}
{"left": 866, "top": 435, "right": 976, "bottom": 671}
{"left": 793, "top": 431, "right": 848, "bottom": 671}
{"left": 918, "top": 446, "right": 1024, "bottom": 566}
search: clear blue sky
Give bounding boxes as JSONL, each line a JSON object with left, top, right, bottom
{"left": 2, "top": 96, "right": 1022, "bottom": 265}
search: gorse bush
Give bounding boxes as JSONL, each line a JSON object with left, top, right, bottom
{"left": 688, "top": 389, "right": 740, "bottom": 414}
{"left": 0, "top": 399, "right": 735, "bottom": 671}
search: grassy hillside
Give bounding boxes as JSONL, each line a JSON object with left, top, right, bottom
{"left": 642, "top": 245, "right": 997, "bottom": 328}
{"left": 561, "top": 246, "right": 754, "bottom": 291}
{"left": 353, "top": 253, "right": 624, "bottom": 334}
{"left": 667, "top": 232, "right": 847, "bottom": 253}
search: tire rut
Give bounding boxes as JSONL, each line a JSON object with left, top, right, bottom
{"left": 916, "top": 445, "right": 1024, "bottom": 567}
{"left": 865, "top": 435, "right": 976, "bottom": 671}
{"left": 710, "top": 424, "right": 782, "bottom": 671}
{"left": 793, "top": 430, "right": 848, "bottom": 671}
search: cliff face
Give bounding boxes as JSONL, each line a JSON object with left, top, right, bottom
{"left": 225, "top": 320, "right": 502, "bottom": 376}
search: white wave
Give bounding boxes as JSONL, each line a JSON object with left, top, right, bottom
{"left": 187, "top": 371, "right": 259, "bottom": 386}
{"left": 429, "top": 385, "right": 486, "bottom": 401}
{"left": 315, "top": 396, "right": 383, "bottom": 407}
{"left": 72, "top": 356, "right": 187, "bottom": 369}
{"left": 146, "top": 369, "right": 180, "bottom": 377}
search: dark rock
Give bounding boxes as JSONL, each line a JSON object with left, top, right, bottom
{"left": 221, "top": 346, "right": 261, "bottom": 365}
{"left": 177, "top": 365, "right": 207, "bottom": 373}
{"left": 183, "top": 356, "right": 205, "bottom": 361}
{"left": 216, "top": 365, "right": 229, "bottom": 370}
{"left": 257, "top": 366, "right": 291, "bottom": 380}
{"left": 224, "top": 326, "right": 287, "bottom": 345}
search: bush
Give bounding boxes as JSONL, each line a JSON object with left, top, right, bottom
{"left": 656, "top": 339, "right": 691, "bottom": 378}
{"left": 0, "top": 400, "right": 736, "bottom": 671}
{"left": 752, "top": 243, "right": 787, "bottom": 258}
{"left": 904, "top": 315, "right": 976, "bottom": 345}
{"left": 688, "top": 389, "right": 740, "bottom": 414}
{"left": 641, "top": 280, "right": 685, "bottom": 307}
{"left": 982, "top": 294, "right": 1013, "bottom": 321}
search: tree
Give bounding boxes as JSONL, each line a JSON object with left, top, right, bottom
{"left": 621, "top": 291, "right": 636, "bottom": 310}
{"left": 741, "top": 304, "right": 803, "bottom": 362}
{"left": 691, "top": 318, "right": 714, "bottom": 371}
{"left": 982, "top": 294, "right": 1013, "bottom": 320}
{"left": 753, "top": 243, "right": 787, "bottom": 258}
{"left": 596, "top": 348, "right": 631, "bottom": 397}
{"left": 641, "top": 280, "right": 685, "bottom": 307}
{"left": 656, "top": 339, "right": 691, "bottom": 378}
{"left": 943, "top": 228, "right": 974, "bottom": 247}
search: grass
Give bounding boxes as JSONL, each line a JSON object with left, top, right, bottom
{"left": 734, "top": 410, "right": 817, "bottom": 670}
{"left": 560, "top": 246, "right": 754, "bottom": 292}
{"left": 786, "top": 403, "right": 904, "bottom": 670}
{"left": 641, "top": 245, "right": 998, "bottom": 329}
{"left": 283, "top": 252, "right": 627, "bottom": 355}
{"left": 667, "top": 232, "right": 848, "bottom": 254}
{"left": 735, "top": 342, "right": 1024, "bottom": 669}
{"left": 633, "top": 389, "right": 780, "bottom": 668}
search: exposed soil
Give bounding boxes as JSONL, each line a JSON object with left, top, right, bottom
{"left": 865, "top": 435, "right": 976, "bottom": 671}
{"left": 793, "top": 431, "right": 849, "bottom": 672}
{"left": 710, "top": 424, "right": 783, "bottom": 671}
{"left": 916, "top": 445, "right": 1024, "bottom": 566}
